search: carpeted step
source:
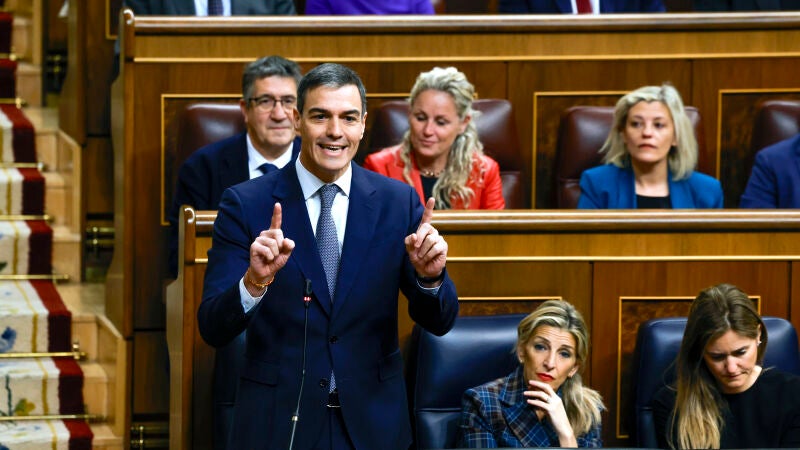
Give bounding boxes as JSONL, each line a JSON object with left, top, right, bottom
{"left": 0, "top": 104, "right": 36, "bottom": 164}
{"left": 0, "top": 357, "right": 85, "bottom": 416}
{"left": 0, "top": 104, "right": 36, "bottom": 163}
{"left": 0, "top": 419, "right": 93, "bottom": 449}
{"left": 0, "top": 221, "right": 52, "bottom": 276}
{"left": 0, "top": 167, "right": 44, "bottom": 215}
{"left": 0, "top": 281, "right": 71, "bottom": 353}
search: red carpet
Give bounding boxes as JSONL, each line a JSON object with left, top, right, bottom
{"left": 0, "top": 58, "right": 16, "bottom": 99}
{"left": 0, "top": 25, "right": 93, "bottom": 442}
{"left": 0, "top": 12, "right": 11, "bottom": 54}
{"left": 0, "top": 104, "right": 37, "bottom": 162}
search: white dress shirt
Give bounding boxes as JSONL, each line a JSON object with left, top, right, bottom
{"left": 246, "top": 134, "right": 294, "bottom": 180}
{"left": 193, "top": 0, "right": 231, "bottom": 15}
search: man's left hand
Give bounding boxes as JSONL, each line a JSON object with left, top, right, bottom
{"left": 404, "top": 197, "right": 447, "bottom": 287}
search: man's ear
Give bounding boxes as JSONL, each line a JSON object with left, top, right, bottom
{"left": 360, "top": 112, "right": 367, "bottom": 139}
{"left": 293, "top": 108, "right": 301, "bottom": 131}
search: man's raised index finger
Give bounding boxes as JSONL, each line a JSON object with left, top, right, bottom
{"left": 270, "top": 202, "right": 282, "bottom": 230}
{"left": 420, "top": 197, "right": 435, "bottom": 225}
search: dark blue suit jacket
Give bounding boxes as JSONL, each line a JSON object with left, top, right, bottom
{"left": 124, "top": 0, "right": 296, "bottom": 15}
{"left": 498, "top": 0, "right": 665, "bottom": 12}
{"left": 740, "top": 134, "right": 800, "bottom": 208}
{"left": 197, "top": 162, "right": 459, "bottom": 450}
{"left": 167, "top": 132, "right": 300, "bottom": 278}
{"left": 577, "top": 164, "right": 723, "bottom": 208}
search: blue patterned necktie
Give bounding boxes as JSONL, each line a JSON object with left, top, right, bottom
{"left": 257, "top": 163, "right": 277, "bottom": 175}
{"left": 207, "top": 0, "right": 223, "bottom": 15}
{"left": 316, "top": 184, "right": 340, "bottom": 301}
{"left": 316, "top": 184, "right": 341, "bottom": 392}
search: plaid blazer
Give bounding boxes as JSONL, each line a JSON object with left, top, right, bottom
{"left": 458, "top": 366, "right": 602, "bottom": 448}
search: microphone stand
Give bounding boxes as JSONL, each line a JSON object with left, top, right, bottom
{"left": 288, "top": 280, "right": 313, "bottom": 450}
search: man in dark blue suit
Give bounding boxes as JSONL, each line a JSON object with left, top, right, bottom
{"left": 694, "top": 0, "right": 793, "bottom": 11}
{"left": 197, "top": 63, "right": 459, "bottom": 449}
{"left": 740, "top": 133, "right": 800, "bottom": 208}
{"left": 168, "top": 55, "right": 302, "bottom": 278}
{"left": 124, "top": 0, "right": 296, "bottom": 15}
{"left": 498, "top": 0, "right": 665, "bottom": 13}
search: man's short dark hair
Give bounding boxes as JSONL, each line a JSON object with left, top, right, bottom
{"left": 296, "top": 63, "right": 367, "bottom": 117}
{"left": 241, "top": 55, "right": 303, "bottom": 100}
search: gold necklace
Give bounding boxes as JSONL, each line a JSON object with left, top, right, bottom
{"left": 420, "top": 168, "right": 443, "bottom": 178}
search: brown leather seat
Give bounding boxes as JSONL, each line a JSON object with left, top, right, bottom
{"left": 554, "top": 105, "right": 705, "bottom": 209}
{"left": 172, "top": 103, "right": 245, "bottom": 185}
{"left": 751, "top": 100, "right": 800, "bottom": 153}
{"left": 365, "top": 98, "right": 528, "bottom": 208}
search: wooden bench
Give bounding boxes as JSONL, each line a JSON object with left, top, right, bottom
{"left": 167, "top": 207, "right": 800, "bottom": 449}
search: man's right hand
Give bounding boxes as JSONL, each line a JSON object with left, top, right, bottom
{"left": 246, "top": 202, "right": 295, "bottom": 294}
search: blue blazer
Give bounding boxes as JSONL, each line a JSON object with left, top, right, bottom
{"left": 197, "top": 162, "right": 459, "bottom": 450}
{"left": 498, "top": 0, "right": 665, "bottom": 13}
{"left": 167, "top": 132, "right": 300, "bottom": 278}
{"left": 740, "top": 134, "right": 800, "bottom": 208}
{"left": 578, "top": 164, "right": 723, "bottom": 209}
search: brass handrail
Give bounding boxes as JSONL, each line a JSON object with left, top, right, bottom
{"left": 0, "top": 97, "right": 25, "bottom": 107}
{"left": 0, "top": 274, "right": 70, "bottom": 282}
{"left": 0, "top": 214, "right": 53, "bottom": 221}
{"left": 0, "top": 162, "right": 45, "bottom": 169}
{"left": 0, "top": 413, "right": 102, "bottom": 422}
{"left": 0, "top": 342, "right": 86, "bottom": 360}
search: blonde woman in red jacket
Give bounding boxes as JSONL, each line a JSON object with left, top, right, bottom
{"left": 364, "top": 67, "right": 505, "bottom": 210}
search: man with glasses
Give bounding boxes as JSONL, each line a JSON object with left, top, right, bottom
{"left": 168, "top": 55, "right": 302, "bottom": 279}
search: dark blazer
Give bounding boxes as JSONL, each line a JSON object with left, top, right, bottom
{"left": 740, "top": 134, "right": 800, "bottom": 208}
{"left": 167, "top": 132, "right": 300, "bottom": 278}
{"left": 197, "top": 162, "right": 459, "bottom": 450}
{"left": 577, "top": 164, "right": 723, "bottom": 209}
{"left": 498, "top": 0, "right": 665, "bottom": 13}
{"left": 459, "top": 366, "right": 603, "bottom": 448}
{"left": 693, "top": 0, "right": 785, "bottom": 11}
{"left": 124, "top": 0, "right": 297, "bottom": 15}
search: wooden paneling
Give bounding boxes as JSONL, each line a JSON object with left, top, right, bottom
{"left": 133, "top": 330, "right": 170, "bottom": 415}
{"left": 170, "top": 209, "right": 800, "bottom": 449}
{"left": 85, "top": 137, "right": 114, "bottom": 217}
{"left": 592, "top": 261, "right": 789, "bottom": 444}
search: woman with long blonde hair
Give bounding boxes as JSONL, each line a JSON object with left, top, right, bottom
{"left": 652, "top": 283, "right": 800, "bottom": 448}
{"left": 459, "top": 300, "right": 604, "bottom": 447}
{"left": 364, "top": 67, "right": 505, "bottom": 210}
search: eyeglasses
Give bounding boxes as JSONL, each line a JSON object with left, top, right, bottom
{"left": 248, "top": 95, "right": 297, "bottom": 112}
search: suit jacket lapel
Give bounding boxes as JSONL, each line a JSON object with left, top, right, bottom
{"left": 274, "top": 164, "right": 332, "bottom": 316}
{"left": 332, "top": 165, "right": 378, "bottom": 319}
{"left": 221, "top": 133, "right": 250, "bottom": 189}
{"left": 555, "top": 0, "right": 572, "bottom": 13}
{"left": 501, "top": 368, "right": 545, "bottom": 447}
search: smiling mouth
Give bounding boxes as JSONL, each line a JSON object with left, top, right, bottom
{"left": 319, "top": 144, "right": 347, "bottom": 152}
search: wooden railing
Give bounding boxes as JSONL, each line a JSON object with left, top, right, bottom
{"left": 167, "top": 208, "right": 800, "bottom": 449}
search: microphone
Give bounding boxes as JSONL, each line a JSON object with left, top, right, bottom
{"left": 288, "top": 279, "right": 313, "bottom": 450}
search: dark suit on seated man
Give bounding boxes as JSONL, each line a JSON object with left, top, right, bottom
{"left": 125, "top": 0, "right": 296, "bottom": 15}
{"left": 498, "top": 0, "right": 665, "bottom": 13}
{"left": 197, "top": 63, "right": 459, "bottom": 450}
{"left": 740, "top": 134, "right": 800, "bottom": 208}
{"left": 168, "top": 55, "right": 302, "bottom": 278}
{"left": 694, "top": 0, "right": 793, "bottom": 11}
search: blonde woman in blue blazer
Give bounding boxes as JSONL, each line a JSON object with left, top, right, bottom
{"left": 578, "top": 85, "right": 723, "bottom": 209}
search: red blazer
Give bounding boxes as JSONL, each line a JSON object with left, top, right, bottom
{"left": 363, "top": 145, "right": 505, "bottom": 210}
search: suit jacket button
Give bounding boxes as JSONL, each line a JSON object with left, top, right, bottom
{"left": 329, "top": 336, "right": 338, "bottom": 344}
{"left": 319, "top": 379, "right": 328, "bottom": 389}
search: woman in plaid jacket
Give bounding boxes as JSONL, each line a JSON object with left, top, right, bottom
{"left": 459, "top": 300, "right": 604, "bottom": 448}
